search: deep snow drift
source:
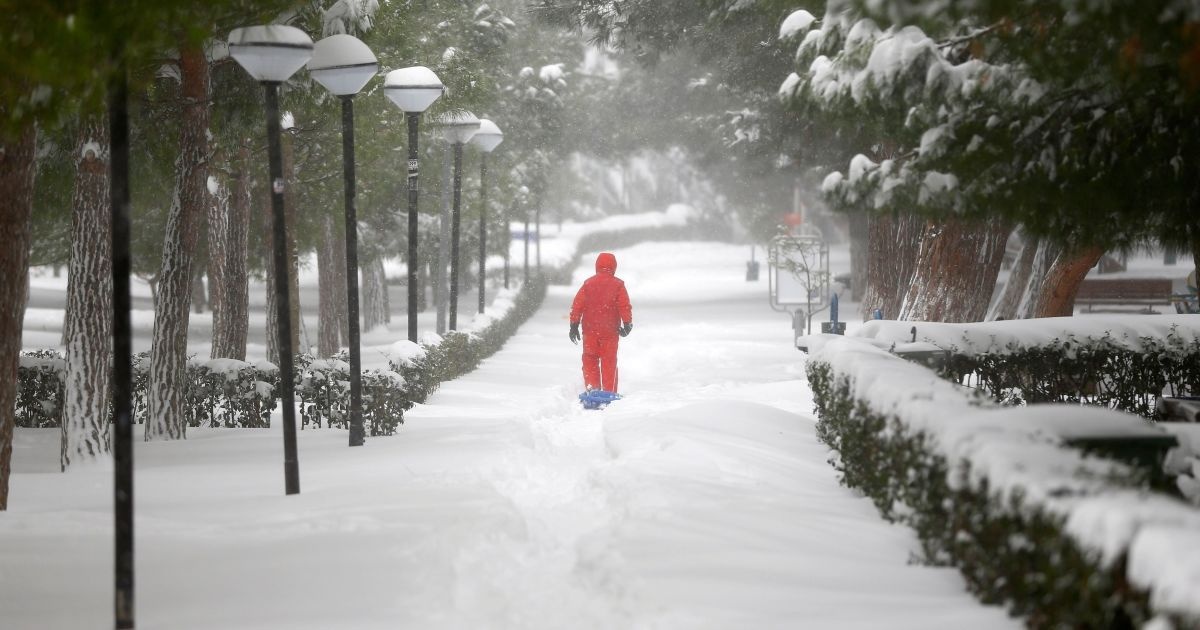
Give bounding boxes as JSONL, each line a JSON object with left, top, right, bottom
{"left": 1, "top": 241, "right": 1014, "bottom": 629}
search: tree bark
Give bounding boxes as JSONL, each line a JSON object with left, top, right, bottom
{"left": 147, "top": 45, "right": 208, "bottom": 441}
{"left": 190, "top": 266, "right": 207, "bottom": 314}
{"left": 207, "top": 160, "right": 229, "bottom": 352}
{"left": 861, "top": 211, "right": 923, "bottom": 320}
{"left": 317, "top": 213, "right": 339, "bottom": 357}
{"left": 0, "top": 122, "right": 36, "bottom": 510}
{"left": 899, "top": 217, "right": 1010, "bottom": 323}
{"left": 1013, "top": 238, "right": 1061, "bottom": 319}
{"left": 362, "top": 257, "right": 389, "bottom": 331}
{"left": 435, "top": 146, "right": 452, "bottom": 334}
{"left": 1030, "top": 245, "right": 1105, "bottom": 317}
{"left": 262, "top": 182, "right": 280, "bottom": 365}
{"left": 1189, "top": 224, "right": 1200, "bottom": 294}
{"left": 331, "top": 216, "right": 349, "bottom": 344}
{"left": 281, "top": 130, "right": 302, "bottom": 354}
{"left": 848, "top": 211, "right": 868, "bottom": 302}
{"left": 218, "top": 141, "right": 252, "bottom": 361}
{"left": 61, "top": 114, "right": 113, "bottom": 470}
{"left": 990, "top": 231, "right": 1035, "bottom": 320}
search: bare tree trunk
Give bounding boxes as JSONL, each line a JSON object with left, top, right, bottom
{"left": 1010, "top": 238, "right": 1062, "bottom": 319}
{"left": 207, "top": 160, "right": 229, "bottom": 354}
{"left": 1031, "top": 245, "right": 1105, "bottom": 318}
{"left": 190, "top": 266, "right": 207, "bottom": 314}
{"left": 900, "top": 217, "right": 1010, "bottom": 322}
{"left": 418, "top": 257, "right": 427, "bottom": 312}
{"left": 435, "top": 146, "right": 452, "bottom": 334}
{"left": 362, "top": 257, "right": 389, "bottom": 331}
{"left": 262, "top": 183, "right": 280, "bottom": 365}
{"left": 848, "top": 211, "right": 868, "bottom": 302}
{"left": 861, "top": 211, "right": 923, "bottom": 320}
{"left": 990, "top": 231, "right": 1035, "bottom": 320}
{"left": 1188, "top": 224, "right": 1200, "bottom": 294}
{"left": 62, "top": 114, "right": 113, "bottom": 470}
{"left": 331, "top": 217, "right": 349, "bottom": 344}
{"left": 0, "top": 122, "right": 36, "bottom": 510}
{"left": 317, "top": 213, "right": 339, "bottom": 357}
{"left": 218, "top": 141, "right": 252, "bottom": 360}
{"left": 147, "top": 45, "right": 208, "bottom": 441}
{"left": 282, "top": 130, "right": 302, "bottom": 355}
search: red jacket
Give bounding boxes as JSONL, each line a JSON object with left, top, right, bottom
{"left": 570, "top": 252, "right": 632, "bottom": 336}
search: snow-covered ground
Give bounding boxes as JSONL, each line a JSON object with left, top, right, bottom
{"left": 1, "top": 240, "right": 1015, "bottom": 629}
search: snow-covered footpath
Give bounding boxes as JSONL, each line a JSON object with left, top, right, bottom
{"left": 1, "top": 241, "right": 1014, "bottom": 629}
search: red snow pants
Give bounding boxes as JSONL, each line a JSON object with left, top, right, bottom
{"left": 582, "top": 333, "right": 619, "bottom": 392}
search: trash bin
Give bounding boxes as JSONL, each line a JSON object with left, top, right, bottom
{"left": 746, "top": 260, "right": 760, "bottom": 281}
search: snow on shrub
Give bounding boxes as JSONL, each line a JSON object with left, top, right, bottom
{"left": 852, "top": 316, "right": 1200, "bottom": 419}
{"left": 805, "top": 336, "right": 1200, "bottom": 628}
{"left": 17, "top": 350, "right": 277, "bottom": 429}
{"left": 15, "top": 350, "right": 65, "bottom": 428}
{"left": 294, "top": 353, "right": 410, "bottom": 437}
{"left": 184, "top": 357, "right": 278, "bottom": 429}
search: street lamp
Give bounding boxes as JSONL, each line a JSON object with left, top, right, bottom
{"left": 384, "top": 66, "right": 444, "bottom": 343}
{"left": 434, "top": 111, "right": 481, "bottom": 331}
{"left": 307, "top": 34, "right": 377, "bottom": 448}
{"left": 228, "top": 24, "right": 313, "bottom": 495}
{"left": 108, "top": 56, "right": 135, "bottom": 630}
{"left": 471, "top": 119, "right": 503, "bottom": 314}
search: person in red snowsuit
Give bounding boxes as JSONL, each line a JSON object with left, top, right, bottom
{"left": 569, "top": 252, "right": 633, "bottom": 393}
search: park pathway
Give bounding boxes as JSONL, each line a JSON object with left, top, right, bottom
{"left": 393, "top": 240, "right": 1017, "bottom": 628}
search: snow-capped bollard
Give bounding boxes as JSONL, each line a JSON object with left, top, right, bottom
{"left": 821, "top": 293, "right": 846, "bottom": 335}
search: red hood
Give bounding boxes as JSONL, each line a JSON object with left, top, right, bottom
{"left": 595, "top": 252, "right": 617, "bottom": 275}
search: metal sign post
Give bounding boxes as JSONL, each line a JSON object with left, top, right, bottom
{"left": 767, "top": 228, "right": 830, "bottom": 345}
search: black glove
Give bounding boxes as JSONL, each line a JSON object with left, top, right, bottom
{"left": 569, "top": 322, "right": 580, "bottom": 344}
{"left": 619, "top": 322, "right": 632, "bottom": 337}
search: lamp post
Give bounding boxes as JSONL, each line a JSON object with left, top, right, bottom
{"left": 434, "top": 111, "right": 481, "bottom": 331}
{"left": 228, "top": 24, "right": 313, "bottom": 495}
{"left": 307, "top": 34, "right": 377, "bottom": 447}
{"left": 384, "top": 66, "right": 444, "bottom": 343}
{"left": 108, "top": 53, "right": 135, "bottom": 630}
{"left": 471, "top": 119, "right": 503, "bottom": 314}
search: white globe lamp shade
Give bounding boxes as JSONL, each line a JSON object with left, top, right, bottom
{"left": 307, "top": 34, "right": 378, "bottom": 96}
{"left": 384, "top": 66, "right": 444, "bottom": 113}
{"left": 434, "top": 111, "right": 481, "bottom": 144}
{"left": 228, "top": 25, "right": 314, "bottom": 83}
{"left": 472, "top": 119, "right": 504, "bottom": 153}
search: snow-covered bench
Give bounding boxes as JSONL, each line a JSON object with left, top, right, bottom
{"left": 1075, "top": 278, "right": 1173, "bottom": 312}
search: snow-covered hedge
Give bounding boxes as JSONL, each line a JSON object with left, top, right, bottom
{"left": 806, "top": 336, "right": 1200, "bottom": 628}
{"left": 295, "top": 354, "right": 410, "bottom": 437}
{"left": 15, "top": 350, "right": 65, "bottom": 428}
{"left": 16, "top": 351, "right": 277, "bottom": 429}
{"left": 293, "top": 278, "right": 547, "bottom": 436}
{"left": 853, "top": 316, "right": 1200, "bottom": 419}
{"left": 183, "top": 356, "right": 278, "bottom": 428}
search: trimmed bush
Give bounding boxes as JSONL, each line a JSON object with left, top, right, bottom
{"left": 806, "top": 336, "right": 1200, "bottom": 629}
{"left": 809, "top": 361, "right": 1161, "bottom": 627}
{"left": 940, "top": 328, "right": 1200, "bottom": 419}
{"left": 17, "top": 351, "right": 277, "bottom": 429}
{"left": 15, "top": 350, "right": 65, "bottom": 428}
{"left": 293, "top": 276, "right": 548, "bottom": 436}
{"left": 185, "top": 357, "right": 278, "bottom": 429}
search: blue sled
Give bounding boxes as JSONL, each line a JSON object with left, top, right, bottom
{"left": 579, "top": 389, "right": 621, "bottom": 410}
